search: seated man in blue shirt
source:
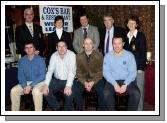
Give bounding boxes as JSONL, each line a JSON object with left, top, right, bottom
{"left": 103, "top": 35, "right": 140, "bottom": 111}
{"left": 10, "top": 41, "right": 46, "bottom": 111}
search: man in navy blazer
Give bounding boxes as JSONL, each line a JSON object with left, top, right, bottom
{"left": 15, "top": 8, "right": 44, "bottom": 57}
{"left": 99, "top": 14, "right": 126, "bottom": 55}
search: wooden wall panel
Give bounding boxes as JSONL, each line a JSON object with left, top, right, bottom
{"left": 5, "top": 5, "right": 155, "bottom": 59}
{"left": 84, "top": 5, "right": 155, "bottom": 60}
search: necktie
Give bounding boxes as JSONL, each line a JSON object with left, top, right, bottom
{"left": 87, "top": 54, "right": 91, "bottom": 63}
{"left": 29, "top": 25, "right": 33, "bottom": 37}
{"left": 105, "top": 30, "right": 110, "bottom": 54}
{"left": 83, "top": 28, "right": 87, "bottom": 39}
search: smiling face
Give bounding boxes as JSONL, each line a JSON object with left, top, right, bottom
{"left": 80, "top": 16, "right": 89, "bottom": 27}
{"left": 83, "top": 38, "right": 94, "bottom": 53}
{"left": 56, "top": 41, "right": 67, "bottom": 56}
{"left": 24, "top": 9, "right": 34, "bottom": 23}
{"left": 55, "top": 19, "right": 63, "bottom": 29}
{"left": 127, "top": 19, "right": 138, "bottom": 31}
{"left": 112, "top": 37, "right": 124, "bottom": 54}
{"left": 24, "top": 43, "right": 36, "bottom": 56}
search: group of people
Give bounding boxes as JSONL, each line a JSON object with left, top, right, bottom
{"left": 10, "top": 7, "right": 147, "bottom": 111}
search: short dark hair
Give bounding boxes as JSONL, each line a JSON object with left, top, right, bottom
{"left": 125, "top": 15, "right": 140, "bottom": 30}
{"left": 54, "top": 15, "right": 64, "bottom": 24}
{"left": 79, "top": 13, "right": 89, "bottom": 19}
{"left": 112, "top": 35, "right": 125, "bottom": 44}
{"left": 24, "top": 41, "right": 35, "bottom": 47}
{"left": 56, "top": 40, "right": 67, "bottom": 47}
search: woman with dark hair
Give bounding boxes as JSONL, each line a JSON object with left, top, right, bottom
{"left": 124, "top": 15, "right": 147, "bottom": 111}
{"left": 48, "top": 15, "right": 73, "bottom": 58}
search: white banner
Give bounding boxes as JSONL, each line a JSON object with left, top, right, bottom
{"left": 39, "top": 5, "right": 73, "bottom": 33}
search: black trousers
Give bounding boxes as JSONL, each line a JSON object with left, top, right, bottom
{"left": 73, "top": 79, "right": 106, "bottom": 111}
{"left": 44, "top": 78, "right": 73, "bottom": 111}
{"left": 103, "top": 80, "right": 140, "bottom": 111}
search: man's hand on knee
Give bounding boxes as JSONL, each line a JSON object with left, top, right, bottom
{"left": 23, "top": 85, "right": 32, "bottom": 95}
{"left": 114, "top": 83, "right": 121, "bottom": 93}
{"left": 64, "top": 86, "right": 72, "bottom": 96}
{"left": 42, "top": 84, "right": 49, "bottom": 96}
{"left": 120, "top": 84, "right": 127, "bottom": 94}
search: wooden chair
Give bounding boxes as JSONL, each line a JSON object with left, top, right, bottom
{"left": 115, "top": 92, "right": 129, "bottom": 111}
{"left": 84, "top": 90, "right": 98, "bottom": 110}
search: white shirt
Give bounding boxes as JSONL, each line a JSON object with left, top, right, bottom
{"left": 56, "top": 28, "right": 63, "bottom": 39}
{"left": 45, "top": 50, "right": 76, "bottom": 87}
{"left": 104, "top": 26, "right": 114, "bottom": 53}
{"left": 127, "top": 29, "right": 138, "bottom": 44}
{"left": 25, "top": 22, "right": 33, "bottom": 32}
{"left": 82, "top": 24, "right": 89, "bottom": 34}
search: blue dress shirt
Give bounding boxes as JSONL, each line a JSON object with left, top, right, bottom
{"left": 103, "top": 50, "right": 137, "bottom": 85}
{"left": 18, "top": 55, "right": 46, "bottom": 88}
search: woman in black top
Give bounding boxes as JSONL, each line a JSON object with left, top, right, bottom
{"left": 124, "top": 15, "right": 147, "bottom": 111}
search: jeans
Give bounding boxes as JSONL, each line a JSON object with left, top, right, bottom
{"left": 73, "top": 79, "right": 106, "bottom": 111}
{"left": 103, "top": 80, "right": 140, "bottom": 111}
{"left": 44, "top": 78, "right": 73, "bottom": 111}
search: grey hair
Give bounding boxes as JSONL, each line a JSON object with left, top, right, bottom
{"left": 24, "top": 8, "right": 34, "bottom": 18}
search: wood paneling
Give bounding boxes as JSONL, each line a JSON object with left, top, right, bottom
{"left": 5, "top": 5, "right": 155, "bottom": 59}
{"left": 84, "top": 5, "right": 155, "bottom": 60}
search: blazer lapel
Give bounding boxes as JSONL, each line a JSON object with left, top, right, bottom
{"left": 83, "top": 53, "right": 89, "bottom": 72}
{"left": 135, "top": 31, "right": 139, "bottom": 44}
{"left": 61, "top": 31, "right": 65, "bottom": 40}
{"left": 89, "top": 51, "right": 96, "bottom": 65}
{"left": 79, "top": 28, "right": 84, "bottom": 44}
{"left": 33, "top": 23, "right": 36, "bottom": 38}
{"left": 79, "top": 28, "right": 84, "bottom": 37}
{"left": 23, "top": 24, "right": 32, "bottom": 38}
{"left": 54, "top": 31, "right": 60, "bottom": 40}
{"left": 87, "top": 25, "right": 91, "bottom": 36}
{"left": 113, "top": 26, "right": 117, "bottom": 36}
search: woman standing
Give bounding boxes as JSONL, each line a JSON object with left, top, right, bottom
{"left": 124, "top": 15, "right": 147, "bottom": 111}
{"left": 48, "top": 15, "right": 73, "bottom": 58}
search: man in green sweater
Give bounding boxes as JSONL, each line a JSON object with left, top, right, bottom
{"left": 73, "top": 37, "right": 106, "bottom": 111}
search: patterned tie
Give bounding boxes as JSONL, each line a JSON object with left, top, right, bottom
{"left": 83, "top": 28, "right": 87, "bottom": 39}
{"left": 29, "top": 25, "right": 33, "bottom": 37}
{"left": 105, "top": 30, "right": 110, "bottom": 54}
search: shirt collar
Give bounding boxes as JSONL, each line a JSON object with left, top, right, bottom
{"left": 25, "top": 22, "right": 33, "bottom": 27}
{"left": 25, "top": 54, "right": 36, "bottom": 61}
{"left": 56, "top": 50, "right": 69, "bottom": 60}
{"left": 82, "top": 24, "right": 89, "bottom": 30}
{"left": 106, "top": 26, "right": 114, "bottom": 32}
{"left": 113, "top": 49, "right": 124, "bottom": 57}
{"left": 85, "top": 50, "right": 93, "bottom": 56}
{"left": 127, "top": 29, "right": 138, "bottom": 38}
{"left": 56, "top": 28, "right": 63, "bottom": 32}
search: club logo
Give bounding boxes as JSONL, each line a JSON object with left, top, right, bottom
{"left": 123, "top": 61, "right": 126, "bottom": 65}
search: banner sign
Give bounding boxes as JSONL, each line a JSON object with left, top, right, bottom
{"left": 39, "top": 5, "right": 73, "bottom": 33}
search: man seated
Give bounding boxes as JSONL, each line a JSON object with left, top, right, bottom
{"left": 103, "top": 35, "right": 140, "bottom": 111}
{"left": 10, "top": 41, "right": 46, "bottom": 111}
{"left": 73, "top": 37, "right": 106, "bottom": 111}
{"left": 43, "top": 40, "right": 76, "bottom": 111}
